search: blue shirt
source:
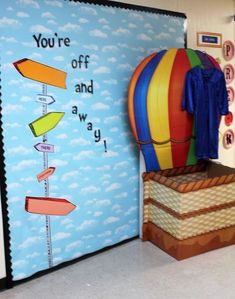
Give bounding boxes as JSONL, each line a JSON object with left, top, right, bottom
{"left": 183, "top": 66, "right": 228, "bottom": 160}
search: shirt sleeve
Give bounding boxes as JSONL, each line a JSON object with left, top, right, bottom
{"left": 182, "top": 71, "right": 194, "bottom": 113}
{"left": 217, "top": 73, "right": 229, "bottom": 115}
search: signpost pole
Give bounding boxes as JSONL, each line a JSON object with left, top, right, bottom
{"left": 42, "top": 83, "right": 53, "bottom": 268}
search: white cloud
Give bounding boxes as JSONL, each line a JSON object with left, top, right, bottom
{"left": 59, "top": 23, "right": 80, "bottom": 32}
{"left": 12, "top": 159, "right": 38, "bottom": 171}
{"left": 11, "top": 221, "right": 22, "bottom": 228}
{"left": 115, "top": 225, "right": 129, "bottom": 234}
{"left": 103, "top": 239, "right": 112, "bottom": 245}
{"left": 125, "top": 206, "right": 138, "bottom": 215}
{"left": 70, "top": 138, "right": 91, "bottom": 146}
{"left": 65, "top": 241, "right": 81, "bottom": 252}
{"left": 13, "top": 260, "right": 27, "bottom": 268}
{"left": 103, "top": 216, "right": 120, "bottom": 225}
{"left": 20, "top": 96, "right": 32, "bottom": 102}
{"left": 45, "top": 0, "right": 63, "bottom": 7}
{"left": 128, "top": 23, "right": 137, "bottom": 28}
{"left": 50, "top": 159, "right": 68, "bottom": 167}
{"left": 137, "top": 33, "right": 152, "bottom": 41}
{"left": 112, "top": 28, "right": 131, "bottom": 36}
{"left": 92, "top": 102, "right": 110, "bottom": 110}
{"left": 155, "top": 32, "right": 171, "bottom": 39}
{"left": 8, "top": 196, "right": 20, "bottom": 203}
{"left": 8, "top": 145, "right": 32, "bottom": 155}
{"left": 114, "top": 161, "right": 129, "bottom": 170}
{"left": 101, "top": 90, "right": 111, "bottom": 97}
{"left": 110, "top": 127, "right": 118, "bottom": 132}
{"left": 30, "top": 24, "right": 52, "bottom": 33}
{"left": 107, "top": 57, "right": 117, "bottom": 63}
{"left": 47, "top": 20, "right": 57, "bottom": 25}
{"left": 129, "top": 12, "right": 143, "bottom": 20}
{"left": 20, "top": 177, "right": 34, "bottom": 182}
{"left": 97, "top": 230, "right": 112, "bottom": 238}
{"left": 105, "top": 183, "right": 121, "bottom": 192}
{"left": 99, "top": 18, "right": 109, "bottom": 24}
{"left": 56, "top": 133, "right": 67, "bottom": 139}
{"left": 0, "top": 36, "right": 17, "bottom": 43}
{"left": 102, "top": 45, "right": 119, "bottom": 52}
{"left": 94, "top": 211, "right": 103, "bottom": 217}
{"left": 17, "top": 0, "right": 40, "bottom": 9}
{"left": 83, "top": 44, "right": 99, "bottom": 51}
{"left": 104, "top": 115, "right": 120, "bottom": 124}
{"left": 76, "top": 220, "right": 96, "bottom": 231}
{"left": 119, "top": 172, "right": 128, "bottom": 177}
{"left": 96, "top": 199, "right": 111, "bottom": 206}
{"left": 18, "top": 236, "right": 42, "bottom": 249}
{"left": 52, "top": 232, "right": 71, "bottom": 241}
{"left": 26, "top": 252, "right": 40, "bottom": 258}
{"left": 103, "top": 79, "right": 118, "bottom": 85}
{"left": 79, "top": 18, "right": 88, "bottom": 24}
{"left": 81, "top": 186, "right": 101, "bottom": 194}
{"left": 81, "top": 6, "right": 97, "bottom": 15}
{"left": 102, "top": 151, "right": 118, "bottom": 158}
{"left": 68, "top": 183, "right": 79, "bottom": 189}
{"left": 42, "top": 12, "right": 55, "bottom": 18}
{"left": 93, "top": 66, "right": 110, "bottom": 74}
{"left": 89, "top": 29, "right": 107, "bottom": 38}
{"left": 118, "top": 64, "right": 133, "bottom": 71}
{"left": 53, "top": 56, "right": 64, "bottom": 61}
{"left": 29, "top": 52, "right": 42, "bottom": 59}
{"left": 79, "top": 166, "right": 92, "bottom": 171}
{"left": 176, "top": 36, "right": 184, "bottom": 44}
{"left": 5, "top": 122, "right": 22, "bottom": 128}
{"left": 115, "top": 192, "right": 128, "bottom": 198}
{"left": 17, "top": 11, "right": 29, "bottom": 18}
{"left": 73, "top": 150, "right": 95, "bottom": 160}
{"left": 61, "top": 218, "right": 73, "bottom": 225}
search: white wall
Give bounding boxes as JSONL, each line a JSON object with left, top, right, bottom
{"left": 0, "top": 0, "right": 234, "bottom": 281}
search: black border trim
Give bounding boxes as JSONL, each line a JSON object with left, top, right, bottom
{"left": 0, "top": 278, "right": 6, "bottom": 290}
{"left": 0, "top": 59, "right": 13, "bottom": 288}
{"left": 0, "top": 0, "right": 187, "bottom": 289}
{"left": 65, "top": 0, "right": 187, "bottom": 19}
{"left": 12, "top": 236, "right": 138, "bottom": 288}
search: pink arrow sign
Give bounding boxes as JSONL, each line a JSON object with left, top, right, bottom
{"left": 34, "top": 143, "right": 54, "bottom": 153}
{"left": 25, "top": 196, "right": 76, "bottom": 216}
{"left": 37, "top": 167, "right": 56, "bottom": 182}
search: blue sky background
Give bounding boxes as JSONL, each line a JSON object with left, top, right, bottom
{"left": 0, "top": 0, "right": 185, "bottom": 280}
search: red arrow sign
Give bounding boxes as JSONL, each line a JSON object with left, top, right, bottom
{"left": 37, "top": 167, "right": 55, "bottom": 182}
{"left": 25, "top": 196, "right": 76, "bottom": 216}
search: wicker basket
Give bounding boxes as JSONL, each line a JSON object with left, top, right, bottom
{"left": 142, "top": 162, "right": 235, "bottom": 260}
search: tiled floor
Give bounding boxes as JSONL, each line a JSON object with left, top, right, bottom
{"left": 1, "top": 239, "right": 235, "bottom": 299}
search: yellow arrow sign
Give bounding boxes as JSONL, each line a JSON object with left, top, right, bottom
{"left": 13, "top": 58, "right": 67, "bottom": 89}
{"left": 29, "top": 112, "right": 65, "bottom": 137}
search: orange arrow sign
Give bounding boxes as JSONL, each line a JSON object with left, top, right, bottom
{"left": 37, "top": 167, "right": 55, "bottom": 182}
{"left": 25, "top": 196, "right": 76, "bottom": 216}
{"left": 13, "top": 58, "right": 67, "bottom": 89}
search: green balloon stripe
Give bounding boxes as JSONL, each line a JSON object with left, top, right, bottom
{"left": 185, "top": 49, "right": 201, "bottom": 166}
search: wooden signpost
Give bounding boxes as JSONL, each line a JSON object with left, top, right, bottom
{"left": 13, "top": 58, "right": 76, "bottom": 269}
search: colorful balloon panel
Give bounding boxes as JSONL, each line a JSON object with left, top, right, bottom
{"left": 128, "top": 48, "right": 220, "bottom": 172}
{"left": 168, "top": 49, "right": 192, "bottom": 168}
{"left": 148, "top": 48, "right": 177, "bottom": 170}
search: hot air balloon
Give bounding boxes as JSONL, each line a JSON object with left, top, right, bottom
{"left": 128, "top": 48, "right": 220, "bottom": 172}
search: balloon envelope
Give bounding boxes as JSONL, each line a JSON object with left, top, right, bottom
{"left": 128, "top": 48, "right": 220, "bottom": 171}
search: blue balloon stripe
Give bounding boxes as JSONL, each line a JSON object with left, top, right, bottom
{"left": 133, "top": 50, "right": 166, "bottom": 171}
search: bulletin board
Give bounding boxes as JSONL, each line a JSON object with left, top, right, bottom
{"left": 0, "top": 0, "right": 186, "bottom": 285}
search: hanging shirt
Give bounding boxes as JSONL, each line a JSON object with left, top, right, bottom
{"left": 182, "top": 66, "right": 228, "bottom": 160}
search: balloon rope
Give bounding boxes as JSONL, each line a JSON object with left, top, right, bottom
{"left": 136, "top": 136, "right": 195, "bottom": 145}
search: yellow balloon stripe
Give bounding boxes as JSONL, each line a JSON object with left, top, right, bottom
{"left": 147, "top": 48, "right": 177, "bottom": 169}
